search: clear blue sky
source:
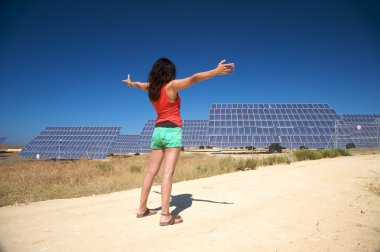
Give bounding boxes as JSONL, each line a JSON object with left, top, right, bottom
{"left": 1, "top": 0, "right": 379, "bottom": 146}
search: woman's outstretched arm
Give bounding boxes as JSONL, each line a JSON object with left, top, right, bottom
{"left": 170, "top": 60, "right": 234, "bottom": 92}
{"left": 122, "top": 74, "right": 149, "bottom": 91}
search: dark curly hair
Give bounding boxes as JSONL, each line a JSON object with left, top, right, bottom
{"left": 148, "top": 58, "right": 176, "bottom": 101}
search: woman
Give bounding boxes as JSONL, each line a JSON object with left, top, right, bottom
{"left": 122, "top": 58, "right": 234, "bottom": 226}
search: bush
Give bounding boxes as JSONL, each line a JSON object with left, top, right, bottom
{"left": 294, "top": 150, "right": 323, "bottom": 161}
{"left": 233, "top": 158, "right": 259, "bottom": 171}
{"left": 294, "top": 149, "right": 351, "bottom": 161}
{"left": 234, "top": 156, "right": 292, "bottom": 170}
{"left": 219, "top": 157, "right": 236, "bottom": 170}
{"left": 96, "top": 162, "right": 114, "bottom": 173}
{"left": 320, "top": 149, "right": 336, "bottom": 158}
{"left": 129, "top": 164, "right": 142, "bottom": 173}
{"left": 275, "top": 156, "right": 292, "bottom": 164}
{"left": 261, "top": 156, "right": 291, "bottom": 166}
{"left": 245, "top": 158, "right": 258, "bottom": 170}
{"left": 262, "top": 156, "right": 276, "bottom": 165}
{"left": 235, "top": 159, "right": 246, "bottom": 171}
{"left": 334, "top": 148, "right": 351, "bottom": 156}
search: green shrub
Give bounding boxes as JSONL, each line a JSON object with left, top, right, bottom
{"left": 308, "top": 151, "right": 323, "bottom": 160}
{"left": 319, "top": 149, "right": 351, "bottom": 158}
{"left": 294, "top": 150, "right": 323, "bottom": 161}
{"left": 294, "top": 150, "right": 308, "bottom": 160}
{"left": 245, "top": 158, "right": 258, "bottom": 170}
{"left": 262, "top": 156, "right": 276, "bottom": 166}
{"left": 219, "top": 157, "right": 236, "bottom": 170}
{"left": 235, "top": 159, "right": 246, "bottom": 171}
{"left": 294, "top": 149, "right": 350, "bottom": 161}
{"left": 261, "top": 156, "right": 291, "bottom": 166}
{"left": 334, "top": 148, "right": 351, "bottom": 156}
{"left": 96, "top": 162, "right": 113, "bottom": 173}
{"left": 275, "top": 155, "right": 292, "bottom": 164}
{"left": 129, "top": 164, "right": 142, "bottom": 173}
{"left": 320, "top": 149, "right": 336, "bottom": 158}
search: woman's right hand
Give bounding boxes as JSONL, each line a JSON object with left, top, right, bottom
{"left": 215, "top": 60, "right": 235, "bottom": 75}
{"left": 122, "top": 74, "right": 134, "bottom": 87}
{"left": 122, "top": 75, "right": 149, "bottom": 91}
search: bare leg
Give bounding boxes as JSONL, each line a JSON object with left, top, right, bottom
{"left": 160, "top": 147, "right": 181, "bottom": 222}
{"left": 137, "top": 149, "right": 164, "bottom": 214}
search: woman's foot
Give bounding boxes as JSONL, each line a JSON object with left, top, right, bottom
{"left": 159, "top": 213, "right": 183, "bottom": 226}
{"left": 136, "top": 208, "right": 157, "bottom": 218}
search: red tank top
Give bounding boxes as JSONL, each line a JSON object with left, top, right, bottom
{"left": 151, "top": 84, "right": 182, "bottom": 127}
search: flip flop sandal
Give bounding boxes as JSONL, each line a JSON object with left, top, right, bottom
{"left": 136, "top": 208, "right": 157, "bottom": 218}
{"left": 159, "top": 213, "right": 183, "bottom": 226}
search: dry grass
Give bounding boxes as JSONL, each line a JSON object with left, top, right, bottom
{"left": 0, "top": 153, "right": 291, "bottom": 207}
{"left": 0, "top": 157, "right": 148, "bottom": 207}
{"left": 0, "top": 149, "right": 366, "bottom": 207}
{"left": 347, "top": 148, "right": 380, "bottom": 156}
{"left": 293, "top": 148, "right": 351, "bottom": 161}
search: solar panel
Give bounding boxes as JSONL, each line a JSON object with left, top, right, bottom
{"left": 182, "top": 120, "right": 209, "bottom": 148}
{"left": 0, "top": 137, "right": 6, "bottom": 144}
{"left": 332, "top": 115, "right": 380, "bottom": 148}
{"left": 20, "top": 126, "right": 121, "bottom": 159}
{"left": 208, "top": 103, "right": 341, "bottom": 149}
{"left": 137, "top": 108, "right": 378, "bottom": 151}
{"left": 112, "top": 135, "right": 141, "bottom": 154}
{"left": 17, "top": 106, "right": 378, "bottom": 159}
{"left": 139, "top": 120, "right": 155, "bottom": 153}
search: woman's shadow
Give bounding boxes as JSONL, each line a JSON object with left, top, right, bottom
{"left": 153, "top": 191, "right": 233, "bottom": 216}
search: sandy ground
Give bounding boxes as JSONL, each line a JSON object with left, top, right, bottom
{"left": 0, "top": 155, "right": 380, "bottom": 252}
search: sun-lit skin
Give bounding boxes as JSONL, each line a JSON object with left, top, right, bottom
{"left": 123, "top": 60, "right": 234, "bottom": 225}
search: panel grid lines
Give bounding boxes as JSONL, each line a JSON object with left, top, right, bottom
{"left": 208, "top": 103, "right": 340, "bottom": 148}
{"left": 335, "top": 115, "right": 380, "bottom": 148}
{"left": 20, "top": 126, "right": 121, "bottom": 159}
{"left": 18, "top": 105, "right": 379, "bottom": 159}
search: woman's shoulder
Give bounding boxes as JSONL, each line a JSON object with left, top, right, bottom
{"left": 165, "top": 81, "right": 179, "bottom": 101}
{"left": 164, "top": 81, "right": 177, "bottom": 92}
{"left": 165, "top": 80, "right": 175, "bottom": 88}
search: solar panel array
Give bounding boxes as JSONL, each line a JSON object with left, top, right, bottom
{"left": 112, "top": 135, "right": 141, "bottom": 154}
{"left": 335, "top": 115, "right": 380, "bottom": 148}
{"left": 0, "top": 137, "right": 6, "bottom": 145}
{"left": 18, "top": 104, "right": 379, "bottom": 160}
{"left": 208, "top": 103, "right": 341, "bottom": 149}
{"left": 20, "top": 127, "right": 121, "bottom": 159}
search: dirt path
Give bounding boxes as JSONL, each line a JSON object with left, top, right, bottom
{"left": 1, "top": 155, "right": 379, "bottom": 252}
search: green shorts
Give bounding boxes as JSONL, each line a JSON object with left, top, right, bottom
{"left": 151, "top": 127, "right": 182, "bottom": 149}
